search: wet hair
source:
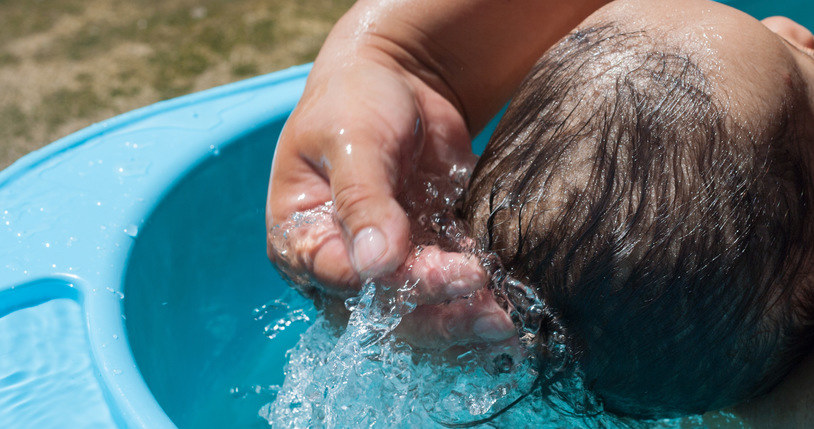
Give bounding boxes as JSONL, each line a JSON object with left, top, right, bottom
{"left": 462, "top": 25, "right": 814, "bottom": 418}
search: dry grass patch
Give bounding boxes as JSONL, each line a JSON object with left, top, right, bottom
{"left": 0, "top": 0, "right": 354, "bottom": 169}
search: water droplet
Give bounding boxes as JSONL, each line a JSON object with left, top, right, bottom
{"left": 123, "top": 224, "right": 138, "bottom": 237}
{"left": 230, "top": 386, "right": 247, "bottom": 399}
{"left": 344, "top": 296, "right": 360, "bottom": 312}
{"left": 116, "top": 162, "right": 151, "bottom": 177}
{"left": 105, "top": 287, "right": 125, "bottom": 299}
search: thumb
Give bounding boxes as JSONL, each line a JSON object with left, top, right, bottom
{"left": 328, "top": 138, "right": 412, "bottom": 279}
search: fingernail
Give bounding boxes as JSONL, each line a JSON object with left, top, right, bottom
{"left": 473, "top": 313, "right": 515, "bottom": 341}
{"left": 446, "top": 268, "right": 486, "bottom": 297}
{"left": 352, "top": 227, "right": 387, "bottom": 277}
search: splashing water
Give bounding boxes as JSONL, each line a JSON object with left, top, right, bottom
{"left": 258, "top": 275, "right": 543, "bottom": 428}
{"left": 254, "top": 273, "right": 734, "bottom": 428}
{"left": 253, "top": 297, "right": 312, "bottom": 341}
{"left": 260, "top": 168, "right": 743, "bottom": 428}
{"left": 261, "top": 168, "right": 551, "bottom": 427}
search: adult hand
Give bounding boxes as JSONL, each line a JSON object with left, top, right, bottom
{"left": 266, "top": 48, "right": 514, "bottom": 346}
{"left": 266, "top": 0, "right": 608, "bottom": 346}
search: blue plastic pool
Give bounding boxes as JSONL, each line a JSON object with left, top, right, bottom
{"left": 0, "top": 2, "right": 811, "bottom": 427}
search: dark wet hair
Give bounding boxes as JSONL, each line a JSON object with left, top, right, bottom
{"left": 462, "top": 25, "right": 814, "bottom": 418}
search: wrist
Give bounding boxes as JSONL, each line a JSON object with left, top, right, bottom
{"left": 312, "top": 3, "right": 468, "bottom": 128}
{"left": 314, "top": 0, "right": 610, "bottom": 133}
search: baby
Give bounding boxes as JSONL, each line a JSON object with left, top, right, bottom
{"left": 462, "top": 0, "right": 814, "bottom": 419}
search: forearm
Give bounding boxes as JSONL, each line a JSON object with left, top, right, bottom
{"left": 316, "top": 0, "right": 610, "bottom": 132}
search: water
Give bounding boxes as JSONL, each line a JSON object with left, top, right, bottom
{"left": 259, "top": 279, "right": 539, "bottom": 427}
{"left": 258, "top": 164, "right": 749, "bottom": 428}
{"left": 0, "top": 299, "right": 117, "bottom": 429}
{"left": 260, "top": 168, "right": 558, "bottom": 427}
{"left": 252, "top": 268, "right": 741, "bottom": 428}
{"left": 123, "top": 224, "right": 139, "bottom": 237}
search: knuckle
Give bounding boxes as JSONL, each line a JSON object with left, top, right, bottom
{"left": 434, "top": 312, "right": 457, "bottom": 341}
{"left": 332, "top": 182, "right": 376, "bottom": 222}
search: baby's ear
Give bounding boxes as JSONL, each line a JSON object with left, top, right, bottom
{"left": 762, "top": 16, "right": 814, "bottom": 50}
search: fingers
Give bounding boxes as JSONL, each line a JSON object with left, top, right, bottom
{"left": 397, "top": 290, "right": 516, "bottom": 348}
{"left": 266, "top": 200, "right": 360, "bottom": 295}
{"left": 266, "top": 132, "right": 414, "bottom": 293}
{"left": 286, "top": 67, "right": 423, "bottom": 281}
{"left": 266, "top": 59, "right": 484, "bottom": 323}
{"left": 324, "top": 131, "right": 414, "bottom": 279}
{"left": 406, "top": 245, "right": 488, "bottom": 305}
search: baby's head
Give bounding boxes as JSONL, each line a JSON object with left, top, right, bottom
{"left": 462, "top": 0, "right": 814, "bottom": 418}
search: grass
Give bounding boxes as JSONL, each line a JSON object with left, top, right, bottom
{"left": 0, "top": 0, "right": 355, "bottom": 169}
